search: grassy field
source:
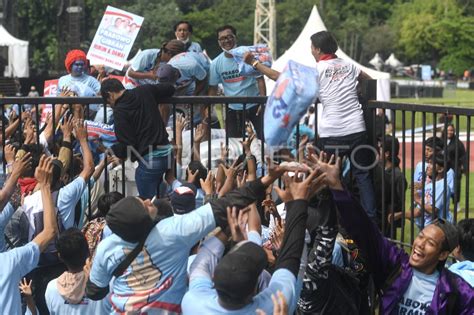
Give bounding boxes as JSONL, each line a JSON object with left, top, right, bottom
{"left": 388, "top": 89, "right": 474, "bottom": 132}
{"left": 391, "top": 170, "right": 474, "bottom": 247}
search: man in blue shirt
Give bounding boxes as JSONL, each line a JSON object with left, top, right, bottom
{"left": 0, "top": 156, "right": 59, "bottom": 314}
{"left": 182, "top": 168, "right": 321, "bottom": 314}
{"left": 86, "top": 163, "right": 295, "bottom": 314}
{"left": 208, "top": 25, "right": 266, "bottom": 139}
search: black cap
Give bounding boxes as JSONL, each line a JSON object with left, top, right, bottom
{"left": 106, "top": 197, "right": 153, "bottom": 243}
{"left": 214, "top": 241, "right": 267, "bottom": 304}
{"left": 170, "top": 182, "right": 197, "bottom": 214}
{"left": 434, "top": 218, "right": 459, "bottom": 252}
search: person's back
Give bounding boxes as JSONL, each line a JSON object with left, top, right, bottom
{"left": 112, "top": 83, "right": 174, "bottom": 159}
{"left": 45, "top": 228, "right": 108, "bottom": 314}
{"left": 88, "top": 197, "right": 217, "bottom": 313}
{"left": 316, "top": 57, "right": 365, "bottom": 138}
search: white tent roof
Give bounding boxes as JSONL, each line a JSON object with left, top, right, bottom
{"left": 267, "top": 6, "right": 390, "bottom": 101}
{"left": 385, "top": 53, "right": 403, "bottom": 68}
{"left": 0, "top": 25, "right": 29, "bottom": 78}
{"left": 369, "top": 53, "right": 384, "bottom": 70}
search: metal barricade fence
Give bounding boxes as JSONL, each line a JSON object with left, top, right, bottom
{"left": 367, "top": 100, "right": 473, "bottom": 248}
{"left": 0, "top": 94, "right": 471, "bottom": 248}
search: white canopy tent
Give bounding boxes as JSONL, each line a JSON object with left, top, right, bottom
{"left": 0, "top": 25, "right": 29, "bottom": 78}
{"left": 266, "top": 5, "right": 390, "bottom": 101}
{"left": 369, "top": 53, "right": 384, "bottom": 71}
{"left": 385, "top": 53, "right": 403, "bottom": 69}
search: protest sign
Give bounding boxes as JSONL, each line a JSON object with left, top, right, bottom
{"left": 87, "top": 6, "right": 144, "bottom": 70}
{"left": 40, "top": 79, "right": 59, "bottom": 124}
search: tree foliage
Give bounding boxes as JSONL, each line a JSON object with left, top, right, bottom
{"left": 12, "top": 0, "right": 474, "bottom": 76}
{"left": 390, "top": 0, "right": 474, "bottom": 74}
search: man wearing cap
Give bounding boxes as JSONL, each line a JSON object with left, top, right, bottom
{"left": 322, "top": 157, "right": 473, "bottom": 314}
{"left": 127, "top": 40, "right": 187, "bottom": 87}
{"left": 181, "top": 169, "right": 321, "bottom": 314}
{"left": 58, "top": 49, "right": 101, "bottom": 95}
{"left": 158, "top": 51, "right": 209, "bottom": 97}
{"left": 170, "top": 182, "right": 197, "bottom": 215}
{"left": 86, "top": 163, "right": 295, "bottom": 314}
{"left": 100, "top": 78, "right": 175, "bottom": 199}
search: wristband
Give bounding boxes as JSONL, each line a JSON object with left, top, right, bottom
{"left": 61, "top": 140, "right": 73, "bottom": 150}
{"left": 252, "top": 60, "right": 260, "bottom": 69}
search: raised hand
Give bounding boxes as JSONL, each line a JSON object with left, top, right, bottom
{"left": 194, "top": 123, "right": 206, "bottom": 144}
{"left": 34, "top": 156, "right": 53, "bottom": 186}
{"left": 11, "top": 151, "right": 32, "bottom": 178}
{"left": 187, "top": 167, "right": 200, "bottom": 184}
{"left": 220, "top": 142, "right": 229, "bottom": 163}
{"left": 243, "top": 51, "right": 255, "bottom": 65}
{"left": 73, "top": 119, "right": 88, "bottom": 141}
{"left": 226, "top": 206, "right": 249, "bottom": 242}
{"left": 175, "top": 114, "right": 187, "bottom": 134}
{"left": 200, "top": 170, "right": 215, "bottom": 195}
{"left": 19, "top": 278, "right": 33, "bottom": 297}
{"left": 4, "top": 144, "right": 16, "bottom": 164}
{"left": 274, "top": 174, "right": 293, "bottom": 203}
{"left": 60, "top": 114, "right": 74, "bottom": 140}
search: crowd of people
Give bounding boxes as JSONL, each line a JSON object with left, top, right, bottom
{"left": 0, "top": 19, "right": 472, "bottom": 315}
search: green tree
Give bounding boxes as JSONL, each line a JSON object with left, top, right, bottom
{"left": 390, "top": 0, "right": 474, "bottom": 75}
{"left": 16, "top": 0, "right": 60, "bottom": 75}
{"left": 183, "top": 0, "right": 255, "bottom": 58}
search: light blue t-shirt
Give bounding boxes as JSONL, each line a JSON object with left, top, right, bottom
{"left": 58, "top": 74, "right": 101, "bottom": 95}
{"left": 182, "top": 268, "right": 297, "bottom": 315}
{"left": 398, "top": 269, "right": 439, "bottom": 314}
{"left": 449, "top": 261, "right": 474, "bottom": 287}
{"left": 169, "top": 52, "right": 209, "bottom": 96}
{"left": 415, "top": 178, "right": 453, "bottom": 228}
{"left": 89, "top": 203, "right": 216, "bottom": 314}
{"left": 209, "top": 52, "right": 260, "bottom": 110}
{"left": 0, "top": 202, "right": 15, "bottom": 252}
{"left": 414, "top": 162, "right": 455, "bottom": 194}
{"left": 182, "top": 235, "right": 298, "bottom": 315}
{"left": 45, "top": 277, "right": 109, "bottom": 315}
{"left": 130, "top": 49, "right": 160, "bottom": 72}
{"left": 128, "top": 49, "right": 161, "bottom": 86}
{"left": 0, "top": 242, "right": 40, "bottom": 314}
{"left": 58, "top": 176, "right": 88, "bottom": 229}
{"left": 78, "top": 178, "right": 96, "bottom": 230}
{"left": 186, "top": 41, "right": 202, "bottom": 53}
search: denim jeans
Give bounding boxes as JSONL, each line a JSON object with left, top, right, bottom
{"left": 135, "top": 154, "right": 171, "bottom": 199}
{"left": 318, "top": 131, "right": 377, "bottom": 219}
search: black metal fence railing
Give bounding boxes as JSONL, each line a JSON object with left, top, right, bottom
{"left": 366, "top": 100, "right": 473, "bottom": 248}
{"left": 0, "top": 93, "right": 471, "bottom": 248}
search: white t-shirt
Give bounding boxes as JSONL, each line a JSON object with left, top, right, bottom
{"left": 398, "top": 269, "right": 439, "bottom": 314}
{"left": 316, "top": 58, "right": 365, "bottom": 137}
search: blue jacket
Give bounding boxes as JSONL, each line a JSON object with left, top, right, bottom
{"left": 331, "top": 189, "right": 474, "bottom": 314}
